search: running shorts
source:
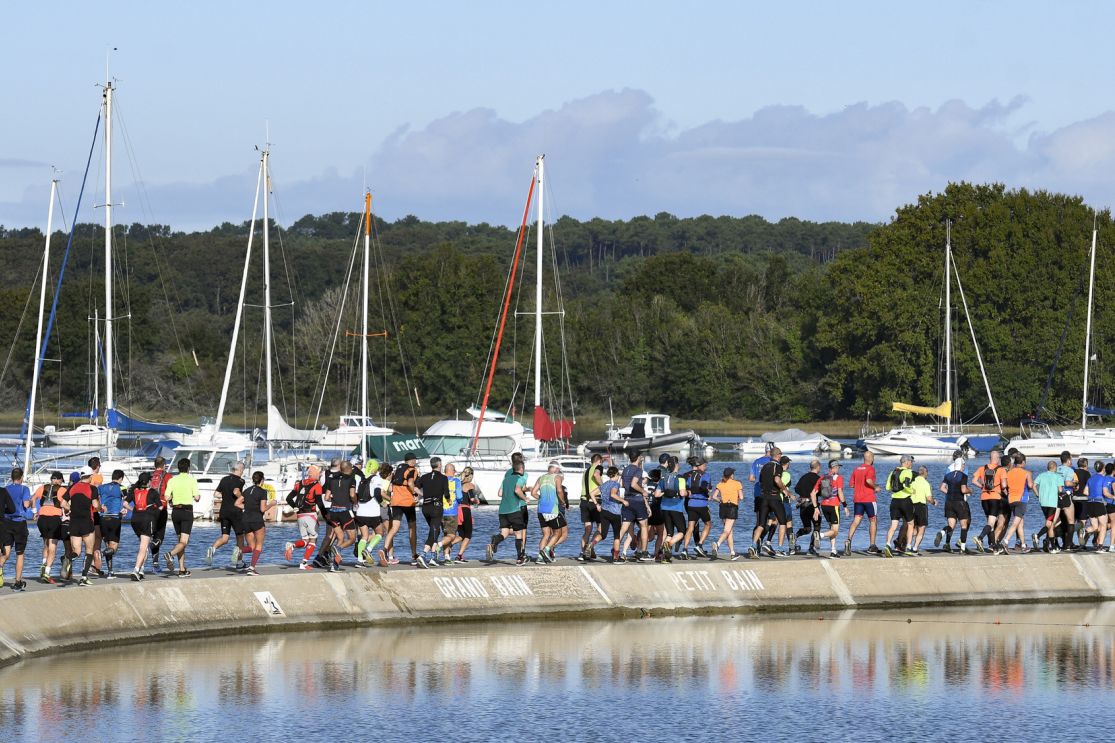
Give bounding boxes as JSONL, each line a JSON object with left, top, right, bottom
{"left": 441, "top": 515, "right": 459, "bottom": 537}
{"left": 982, "top": 499, "right": 1002, "bottom": 518}
{"left": 755, "top": 495, "right": 789, "bottom": 528}
{"left": 100, "top": 515, "right": 122, "bottom": 543}
{"left": 326, "top": 508, "right": 354, "bottom": 530}
{"left": 580, "top": 500, "right": 600, "bottom": 524}
{"left": 686, "top": 505, "right": 711, "bottom": 524}
{"left": 171, "top": 506, "right": 194, "bottom": 536}
{"left": 1058, "top": 493, "right": 1072, "bottom": 509}
{"left": 297, "top": 513, "right": 318, "bottom": 542}
{"left": 599, "top": 511, "right": 622, "bottom": 540}
{"left": 131, "top": 511, "right": 153, "bottom": 538}
{"left": 1011, "top": 502, "right": 1027, "bottom": 518}
{"left": 498, "top": 511, "right": 527, "bottom": 531}
{"left": 820, "top": 505, "right": 840, "bottom": 526}
{"left": 69, "top": 519, "right": 95, "bottom": 538}
{"left": 458, "top": 508, "right": 474, "bottom": 539}
{"left": 2, "top": 521, "right": 27, "bottom": 555}
{"left": 912, "top": 503, "right": 929, "bottom": 528}
{"left": 719, "top": 503, "right": 739, "bottom": 521}
{"left": 1088, "top": 501, "right": 1107, "bottom": 519}
{"left": 944, "top": 501, "right": 971, "bottom": 521}
{"left": 390, "top": 505, "right": 416, "bottom": 524}
{"left": 37, "top": 515, "right": 63, "bottom": 541}
{"left": 853, "top": 502, "right": 877, "bottom": 519}
{"left": 355, "top": 515, "right": 383, "bottom": 531}
{"left": 662, "top": 510, "right": 686, "bottom": 536}
{"left": 889, "top": 498, "right": 914, "bottom": 522}
{"left": 1041, "top": 505, "right": 1057, "bottom": 521}
{"left": 621, "top": 498, "right": 649, "bottom": 522}
{"left": 551, "top": 513, "right": 568, "bottom": 530}
{"left": 219, "top": 510, "right": 244, "bottom": 536}
{"left": 647, "top": 501, "right": 664, "bottom": 527}
{"left": 1107, "top": 504, "right": 1115, "bottom": 515}
{"left": 242, "top": 515, "right": 265, "bottom": 533}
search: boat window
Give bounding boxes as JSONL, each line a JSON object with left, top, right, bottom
{"left": 424, "top": 435, "right": 516, "bottom": 457}
{"left": 651, "top": 417, "right": 666, "bottom": 434}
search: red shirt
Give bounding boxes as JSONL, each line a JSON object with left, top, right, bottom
{"left": 820, "top": 473, "right": 844, "bottom": 507}
{"left": 851, "top": 465, "right": 876, "bottom": 503}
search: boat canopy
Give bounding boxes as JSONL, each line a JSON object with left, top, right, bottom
{"left": 1086, "top": 405, "right": 1115, "bottom": 417}
{"left": 892, "top": 401, "right": 952, "bottom": 418}
{"left": 351, "top": 433, "right": 430, "bottom": 462}
{"left": 760, "top": 428, "right": 823, "bottom": 442}
{"left": 107, "top": 407, "right": 191, "bottom": 434}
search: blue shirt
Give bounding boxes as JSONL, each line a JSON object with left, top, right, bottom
{"left": 444, "top": 476, "right": 462, "bottom": 517}
{"left": 620, "top": 464, "right": 643, "bottom": 498}
{"left": 1088, "top": 473, "right": 1108, "bottom": 503}
{"left": 4, "top": 483, "right": 32, "bottom": 521}
{"left": 1058, "top": 465, "right": 1077, "bottom": 498}
{"left": 98, "top": 481, "right": 124, "bottom": 516}
{"left": 686, "top": 470, "right": 710, "bottom": 507}
{"left": 751, "top": 456, "right": 771, "bottom": 500}
{"left": 1035, "top": 470, "right": 1063, "bottom": 509}
{"left": 600, "top": 480, "right": 623, "bottom": 515}
{"left": 657, "top": 472, "right": 686, "bottom": 513}
{"left": 536, "top": 473, "right": 559, "bottom": 516}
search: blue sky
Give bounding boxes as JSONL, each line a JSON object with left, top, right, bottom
{"left": 4, "top": 0, "right": 1115, "bottom": 230}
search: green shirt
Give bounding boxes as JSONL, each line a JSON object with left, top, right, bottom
{"left": 165, "top": 472, "right": 199, "bottom": 506}
{"left": 498, "top": 469, "right": 527, "bottom": 514}
{"left": 1034, "top": 470, "right": 1063, "bottom": 509}
{"left": 910, "top": 476, "right": 930, "bottom": 505}
{"left": 889, "top": 467, "right": 914, "bottom": 500}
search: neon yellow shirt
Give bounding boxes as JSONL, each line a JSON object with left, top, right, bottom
{"left": 165, "top": 472, "right": 199, "bottom": 506}
{"left": 910, "top": 476, "right": 930, "bottom": 505}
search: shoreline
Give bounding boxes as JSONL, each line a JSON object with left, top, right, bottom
{"left": 1, "top": 552, "right": 1112, "bottom": 668}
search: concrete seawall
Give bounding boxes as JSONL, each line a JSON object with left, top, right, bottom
{"left": 2, "top": 553, "right": 1114, "bottom": 667}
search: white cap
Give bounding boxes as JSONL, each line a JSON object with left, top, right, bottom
{"left": 79, "top": 466, "right": 94, "bottom": 477}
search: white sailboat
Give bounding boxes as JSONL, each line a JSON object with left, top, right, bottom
{"left": 865, "top": 221, "right": 1004, "bottom": 457}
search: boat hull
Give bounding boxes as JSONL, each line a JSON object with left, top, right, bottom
{"left": 581, "top": 430, "right": 702, "bottom": 458}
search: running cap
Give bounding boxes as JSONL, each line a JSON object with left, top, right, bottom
{"left": 658, "top": 453, "right": 671, "bottom": 464}
{"left": 79, "top": 466, "right": 94, "bottom": 477}
{"left": 69, "top": 472, "right": 81, "bottom": 483}
{"left": 828, "top": 460, "right": 842, "bottom": 468}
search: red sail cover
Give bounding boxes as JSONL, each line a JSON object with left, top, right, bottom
{"left": 533, "top": 406, "right": 573, "bottom": 442}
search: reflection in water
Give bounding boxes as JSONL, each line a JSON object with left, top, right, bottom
{"left": 2, "top": 604, "right": 1112, "bottom": 738}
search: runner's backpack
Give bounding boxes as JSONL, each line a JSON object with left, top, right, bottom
{"left": 887, "top": 467, "right": 908, "bottom": 493}
{"left": 357, "top": 476, "right": 373, "bottom": 503}
{"left": 818, "top": 475, "right": 834, "bottom": 501}
{"left": 391, "top": 463, "right": 414, "bottom": 486}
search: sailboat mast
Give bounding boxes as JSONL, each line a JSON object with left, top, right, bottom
{"left": 361, "top": 192, "right": 371, "bottom": 464}
{"left": 24, "top": 180, "right": 57, "bottom": 475}
{"left": 103, "top": 81, "right": 114, "bottom": 419}
{"left": 213, "top": 156, "right": 264, "bottom": 437}
{"left": 534, "top": 155, "right": 544, "bottom": 410}
{"left": 93, "top": 308, "right": 100, "bottom": 420}
{"left": 1083, "top": 220, "right": 1098, "bottom": 429}
{"left": 262, "top": 148, "right": 274, "bottom": 453}
{"left": 944, "top": 220, "right": 952, "bottom": 431}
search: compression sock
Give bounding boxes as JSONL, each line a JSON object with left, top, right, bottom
{"left": 82, "top": 555, "right": 94, "bottom": 576}
{"left": 959, "top": 527, "right": 968, "bottom": 543}
{"left": 978, "top": 525, "right": 991, "bottom": 542}
{"left": 357, "top": 539, "right": 367, "bottom": 558}
{"left": 1036, "top": 526, "right": 1048, "bottom": 540}
{"left": 944, "top": 526, "right": 954, "bottom": 542}
{"left": 251, "top": 549, "right": 262, "bottom": 568}
{"left": 105, "top": 551, "right": 114, "bottom": 572}
{"left": 303, "top": 544, "right": 315, "bottom": 560}
{"left": 514, "top": 538, "right": 524, "bottom": 558}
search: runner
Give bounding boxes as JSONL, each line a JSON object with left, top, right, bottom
{"left": 284, "top": 465, "right": 324, "bottom": 569}
{"left": 1078, "top": 460, "right": 1108, "bottom": 549}
{"left": 63, "top": 467, "right": 99, "bottom": 585}
{"left": 384, "top": 452, "right": 419, "bottom": 566}
{"left": 324, "top": 460, "right": 359, "bottom": 570}
{"left": 148, "top": 457, "right": 173, "bottom": 573}
{"left": 124, "top": 472, "right": 158, "bottom": 581}
{"left": 973, "top": 451, "right": 1005, "bottom": 553}
{"left": 815, "top": 461, "right": 848, "bottom": 558}
{"left": 532, "top": 462, "right": 564, "bottom": 563}
{"left": 1071, "top": 457, "right": 1092, "bottom": 547}
{"left": 656, "top": 456, "right": 688, "bottom": 563}
{"left": 1032, "top": 460, "right": 1065, "bottom": 553}
{"left": 999, "top": 452, "right": 1034, "bottom": 553}
{"left": 994, "top": 448, "right": 1018, "bottom": 547}
{"left": 588, "top": 466, "right": 626, "bottom": 562}
{"left": 97, "top": 469, "right": 125, "bottom": 578}
{"left": 355, "top": 463, "right": 389, "bottom": 567}
{"left": 645, "top": 464, "right": 665, "bottom": 560}
{"left": 436, "top": 464, "right": 462, "bottom": 564}
{"left": 416, "top": 457, "right": 449, "bottom": 568}
{"left": 710, "top": 467, "right": 743, "bottom": 559}
{"left": 454, "top": 467, "right": 480, "bottom": 562}
{"left": 0, "top": 468, "right": 33, "bottom": 590}
{"left": 33, "top": 472, "right": 65, "bottom": 583}
{"left": 792, "top": 459, "right": 823, "bottom": 555}
{"left": 163, "top": 457, "right": 199, "bottom": 577}
{"left": 1056, "top": 451, "right": 1079, "bottom": 550}
{"left": 618, "top": 452, "right": 651, "bottom": 562}
{"left": 683, "top": 457, "right": 712, "bottom": 558}
{"left": 238, "top": 471, "right": 273, "bottom": 575}
{"left": 487, "top": 459, "right": 530, "bottom": 565}
{"left": 87, "top": 457, "right": 106, "bottom": 575}
{"left": 908, "top": 465, "right": 937, "bottom": 554}
{"left": 934, "top": 452, "right": 971, "bottom": 553}
{"left": 845, "top": 451, "right": 881, "bottom": 555}
{"left": 882, "top": 456, "right": 915, "bottom": 558}
{"left": 580, "top": 454, "right": 605, "bottom": 560}
{"left": 748, "top": 447, "right": 791, "bottom": 559}
{"left": 207, "top": 461, "right": 247, "bottom": 567}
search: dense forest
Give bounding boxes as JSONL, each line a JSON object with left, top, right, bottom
{"left": 0, "top": 183, "right": 1111, "bottom": 434}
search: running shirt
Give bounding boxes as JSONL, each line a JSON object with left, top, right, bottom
{"left": 216, "top": 474, "right": 245, "bottom": 516}
{"left": 686, "top": 470, "right": 710, "bottom": 507}
{"left": 975, "top": 465, "right": 1003, "bottom": 500}
{"left": 1086, "top": 473, "right": 1108, "bottom": 503}
{"left": 1057, "top": 465, "right": 1077, "bottom": 500}
{"left": 657, "top": 471, "right": 686, "bottom": 512}
{"left": 1034, "top": 470, "right": 1063, "bottom": 508}
{"left": 583, "top": 464, "right": 603, "bottom": 499}
{"left": 1075, "top": 468, "right": 1092, "bottom": 500}
{"left": 4, "top": 484, "right": 32, "bottom": 521}
{"left": 536, "top": 473, "right": 559, "bottom": 517}
{"left": 620, "top": 464, "right": 643, "bottom": 498}
{"left": 417, "top": 471, "right": 449, "bottom": 509}
{"left": 165, "top": 473, "right": 198, "bottom": 506}
{"left": 356, "top": 475, "right": 386, "bottom": 519}
{"left": 241, "top": 484, "right": 268, "bottom": 521}
{"left": 600, "top": 480, "right": 623, "bottom": 515}
{"left": 758, "top": 461, "right": 783, "bottom": 499}
{"left": 149, "top": 469, "right": 172, "bottom": 508}
{"left": 389, "top": 465, "right": 418, "bottom": 507}
{"left": 443, "top": 476, "right": 462, "bottom": 517}
{"left": 910, "top": 476, "right": 930, "bottom": 505}
{"left": 819, "top": 473, "right": 843, "bottom": 507}
{"left": 498, "top": 469, "right": 527, "bottom": 514}
{"left": 1005, "top": 468, "right": 1032, "bottom": 503}
{"left": 850, "top": 463, "right": 876, "bottom": 503}
{"left": 750, "top": 455, "right": 772, "bottom": 499}
{"left": 125, "top": 485, "right": 159, "bottom": 512}
{"left": 942, "top": 470, "right": 968, "bottom": 502}
{"left": 795, "top": 472, "right": 821, "bottom": 503}
{"left": 715, "top": 478, "right": 743, "bottom": 505}
{"left": 67, "top": 482, "right": 97, "bottom": 523}
{"left": 328, "top": 475, "right": 357, "bottom": 510}
{"left": 98, "top": 482, "right": 124, "bottom": 516}
{"left": 36, "top": 484, "right": 65, "bottom": 517}
{"left": 888, "top": 467, "right": 913, "bottom": 499}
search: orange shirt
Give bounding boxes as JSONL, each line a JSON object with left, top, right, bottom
{"left": 1005, "top": 468, "right": 1031, "bottom": 504}
{"left": 975, "top": 465, "right": 1005, "bottom": 500}
{"left": 716, "top": 479, "right": 743, "bottom": 505}
{"left": 91, "top": 472, "right": 104, "bottom": 487}
{"left": 35, "top": 484, "right": 65, "bottom": 517}
{"left": 390, "top": 466, "right": 417, "bottom": 507}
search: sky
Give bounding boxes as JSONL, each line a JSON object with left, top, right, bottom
{"left": 4, "top": 0, "right": 1115, "bottom": 231}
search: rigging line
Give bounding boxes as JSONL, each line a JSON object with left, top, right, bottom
{"left": 368, "top": 218, "right": 394, "bottom": 424}
{"left": 369, "top": 211, "right": 419, "bottom": 433}
{"left": 1038, "top": 262, "right": 1088, "bottom": 417}
{"left": 309, "top": 221, "right": 361, "bottom": 431}
{"left": 546, "top": 207, "right": 575, "bottom": 423}
{"left": 473, "top": 219, "right": 526, "bottom": 411}
{"left": 0, "top": 245, "right": 44, "bottom": 390}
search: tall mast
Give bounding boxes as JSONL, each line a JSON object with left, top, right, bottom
{"left": 1083, "top": 218, "right": 1098, "bottom": 430}
{"left": 262, "top": 147, "right": 274, "bottom": 455}
{"left": 103, "top": 80, "right": 114, "bottom": 420}
{"left": 361, "top": 192, "right": 371, "bottom": 464}
{"left": 944, "top": 220, "right": 952, "bottom": 430}
{"left": 24, "top": 180, "right": 57, "bottom": 475}
{"left": 93, "top": 308, "right": 100, "bottom": 420}
{"left": 213, "top": 156, "right": 264, "bottom": 437}
{"left": 534, "top": 155, "right": 544, "bottom": 410}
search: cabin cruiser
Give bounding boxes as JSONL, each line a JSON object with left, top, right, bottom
{"left": 580, "top": 413, "right": 710, "bottom": 459}
{"left": 736, "top": 428, "right": 845, "bottom": 457}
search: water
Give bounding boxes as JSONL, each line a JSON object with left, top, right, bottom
{"left": 0, "top": 451, "right": 1020, "bottom": 578}
{"left": 0, "top": 604, "right": 1109, "bottom": 739}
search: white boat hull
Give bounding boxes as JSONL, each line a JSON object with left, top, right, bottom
{"left": 45, "top": 425, "right": 118, "bottom": 448}
{"left": 1006, "top": 430, "right": 1115, "bottom": 460}
{"left": 737, "top": 437, "right": 838, "bottom": 457}
{"left": 864, "top": 430, "right": 962, "bottom": 457}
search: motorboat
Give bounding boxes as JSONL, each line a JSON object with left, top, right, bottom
{"left": 44, "top": 424, "right": 118, "bottom": 448}
{"left": 580, "top": 413, "right": 709, "bottom": 459}
{"left": 736, "top": 428, "right": 844, "bottom": 457}
{"left": 313, "top": 414, "right": 396, "bottom": 450}
{"left": 1006, "top": 421, "right": 1115, "bottom": 459}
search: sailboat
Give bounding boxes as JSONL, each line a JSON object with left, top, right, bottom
{"left": 1008, "top": 221, "right": 1115, "bottom": 458}
{"left": 423, "top": 156, "right": 587, "bottom": 500}
{"left": 865, "top": 222, "right": 1005, "bottom": 457}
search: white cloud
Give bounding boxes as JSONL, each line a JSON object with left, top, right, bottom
{"left": 4, "top": 90, "right": 1115, "bottom": 230}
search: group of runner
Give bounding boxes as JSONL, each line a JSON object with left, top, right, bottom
{"left": 2, "top": 444, "right": 1111, "bottom": 588}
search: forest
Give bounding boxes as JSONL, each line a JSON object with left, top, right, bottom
{"left": 0, "top": 183, "right": 1110, "bottom": 433}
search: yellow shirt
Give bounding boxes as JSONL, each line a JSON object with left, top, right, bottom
{"left": 910, "top": 476, "right": 930, "bottom": 505}
{"left": 165, "top": 472, "right": 199, "bottom": 506}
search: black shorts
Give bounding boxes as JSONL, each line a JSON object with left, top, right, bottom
{"left": 552, "top": 513, "right": 568, "bottom": 530}
{"left": 981, "top": 499, "right": 1003, "bottom": 518}
{"left": 662, "top": 510, "right": 686, "bottom": 536}
{"left": 3, "top": 521, "right": 28, "bottom": 555}
{"left": 580, "top": 500, "right": 600, "bottom": 524}
{"left": 820, "top": 505, "right": 840, "bottom": 526}
{"left": 647, "top": 501, "right": 664, "bottom": 527}
{"left": 326, "top": 509, "right": 354, "bottom": 531}
{"left": 219, "top": 510, "right": 244, "bottom": 536}
{"left": 498, "top": 511, "right": 527, "bottom": 531}
{"left": 458, "top": 508, "right": 474, "bottom": 539}
{"left": 1058, "top": 493, "right": 1072, "bottom": 509}
{"left": 1011, "top": 502, "right": 1027, "bottom": 518}
{"left": 754, "top": 496, "right": 763, "bottom": 514}
{"left": 69, "top": 519, "right": 95, "bottom": 538}
{"left": 1107, "top": 504, "right": 1115, "bottom": 515}
{"left": 756, "top": 495, "right": 789, "bottom": 527}
{"left": 944, "top": 500, "right": 971, "bottom": 521}
{"left": 37, "top": 515, "right": 62, "bottom": 541}
{"left": 152, "top": 509, "right": 168, "bottom": 539}
{"left": 686, "top": 505, "right": 711, "bottom": 524}
{"left": 621, "top": 498, "right": 649, "bottom": 522}
{"left": 355, "top": 515, "right": 383, "bottom": 530}
{"left": 171, "top": 507, "right": 194, "bottom": 536}
{"left": 889, "top": 498, "right": 914, "bottom": 522}
{"left": 913, "top": 503, "right": 929, "bottom": 528}
{"left": 243, "top": 516, "right": 266, "bottom": 533}
{"left": 1041, "top": 505, "right": 1057, "bottom": 521}
{"left": 599, "top": 510, "right": 622, "bottom": 540}
{"left": 1088, "top": 501, "right": 1107, "bottom": 519}
{"left": 100, "top": 516, "right": 122, "bottom": 543}
{"left": 719, "top": 503, "right": 739, "bottom": 521}
{"left": 390, "top": 505, "right": 416, "bottom": 524}
{"left": 131, "top": 511, "right": 153, "bottom": 538}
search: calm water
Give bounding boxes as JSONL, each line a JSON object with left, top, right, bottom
{"left": 1, "top": 453, "right": 1012, "bottom": 578}
{"left": 1, "top": 605, "right": 1111, "bottom": 740}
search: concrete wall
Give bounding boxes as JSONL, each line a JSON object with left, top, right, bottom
{"left": 2, "top": 554, "right": 1113, "bottom": 667}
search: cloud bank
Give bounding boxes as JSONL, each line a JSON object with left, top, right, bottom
{"left": 4, "top": 89, "right": 1115, "bottom": 230}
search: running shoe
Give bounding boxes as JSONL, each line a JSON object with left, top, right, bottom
{"left": 867, "top": 545, "right": 882, "bottom": 555}
{"left": 589, "top": 547, "right": 598, "bottom": 560}
{"left": 428, "top": 555, "right": 441, "bottom": 567}
{"left": 284, "top": 542, "right": 293, "bottom": 561}
{"left": 808, "top": 546, "right": 820, "bottom": 557}
{"left": 941, "top": 543, "right": 952, "bottom": 553}
{"left": 387, "top": 557, "right": 400, "bottom": 566}
{"left": 515, "top": 557, "right": 526, "bottom": 566}
{"left": 973, "top": 540, "right": 985, "bottom": 554}
{"left": 905, "top": 549, "right": 920, "bottom": 557}
{"left": 1020, "top": 546, "right": 1032, "bottom": 554}
{"left": 107, "top": 571, "right": 116, "bottom": 580}
{"left": 245, "top": 566, "right": 258, "bottom": 576}
{"left": 843, "top": 542, "right": 852, "bottom": 557}
{"left": 637, "top": 552, "right": 653, "bottom": 562}
{"left": 958, "top": 543, "right": 968, "bottom": 554}
{"left": 331, "top": 546, "right": 343, "bottom": 565}
{"left": 455, "top": 555, "right": 468, "bottom": 563}
{"left": 694, "top": 544, "right": 708, "bottom": 558}
{"left": 1077, "top": 522, "right": 1087, "bottom": 540}
{"left": 205, "top": 546, "right": 215, "bottom": 566}
{"left": 328, "top": 563, "right": 340, "bottom": 572}
{"left": 299, "top": 561, "right": 311, "bottom": 570}
{"left": 613, "top": 555, "right": 627, "bottom": 564}
{"left": 61, "top": 556, "right": 72, "bottom": 580}
{"left": 151, "top": 558, "right": 162, "bottom": 574}
{"left": 485, "top": 544, "right": 495, "bottom": 562}
{"left": 828, "top": 550, "right": 839, "bottom": 559}
{"left": 538, "top": 551, "right": 551, "bottom": 564}
{"left": 1031, "top": 534, "right": 1039, "bottom": 550}
{"left": 164, "top": 553, "right": 174, "bottom": 572}
{"left": 232, "top": 546, "right": 242, "bottom": 564}
{"left": 355, "top": 559, "right": 366, "bottom": 568}
{"left": 662, "top": 551, "right": 672, "bottom": 564}
{"left": 416, "top": 554, "right": 428, "bottom": 569}
{"left": 367, "top": 534, "right": 383, "bottom": 556}
{"left": 761, "top": 542, "right": 775, "bottom": 557}
{"left": 747, "top": 546, "right": 758, "bottom": 559}
{"left": 12, "top": 581, "right": 25, "bottom": 592}
{"left": 934, "top": 530, "right": 944, "bottom": 548}
{"left": 710, "top": 543, "right": 720, "bottom": 560}
{"left": 576, "top": 552, "right": 586, "bottom": 562}
{"left": 235, "top": 561, "right": 247, "bottom": 571}
{"left": 96, "top": 569, "right": 107, "bottom": 578}
{"left": 178, "top": 570, "right": 192, "bottom": 578}
{"left": 42, "top": 575, "right": 55, "bottom": 584}
{"left": 729, "top": 552, "right": 741, "bottom": 561}
{"left": 883, "top": 545, "right": 893, "bottom": 558}
{"left": 77, "top": 576, "right": 90, "bottom": 586}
